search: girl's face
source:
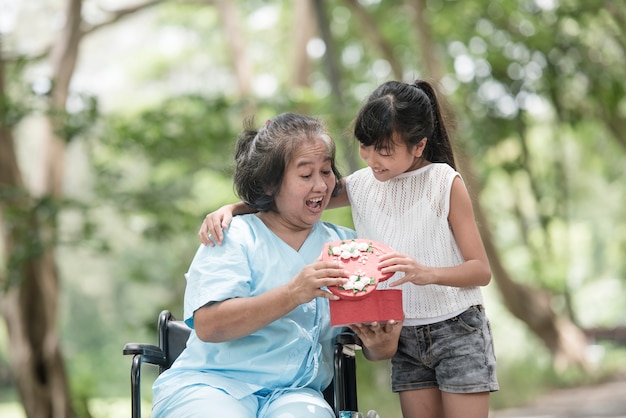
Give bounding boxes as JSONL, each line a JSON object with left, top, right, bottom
{"left": 272, "top": 137, "right": 336, "bottom": 230}
{"left": 358, "top": 136, "right": 427, "bottom": 182}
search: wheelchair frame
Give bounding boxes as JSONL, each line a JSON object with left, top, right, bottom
{"left": 123, "top": 310, "right": 360, "bottom": 417}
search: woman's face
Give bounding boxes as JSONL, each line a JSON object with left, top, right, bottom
{"left": 272, "top": 137, "right": 336, "bottom": 230}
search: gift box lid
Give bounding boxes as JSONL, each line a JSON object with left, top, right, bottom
{"left": 321, "top": 239, "right": 404, "bottom": 326}
{"left": 321, "top": 239, "right": 394, "bottom": 300}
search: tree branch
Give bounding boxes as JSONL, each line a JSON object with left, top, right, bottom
{"left": 342, "top": 0, "right": 404, "bottom": 80}
{"left": 82, "top": 0, "right": 168, "bottom": 35}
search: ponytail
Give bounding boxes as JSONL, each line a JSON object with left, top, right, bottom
{"left": 412, "top": 80, "right": 456, "bottom": 169}
{"left": 354, "top": 80, "right": 457, "bottom": 170}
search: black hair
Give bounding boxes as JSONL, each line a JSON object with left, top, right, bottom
{"left": 233, "top": 112, "right": 342, "bottom": 212}
{"left": 353, "top": 80, "right": 456, "bottom": 169}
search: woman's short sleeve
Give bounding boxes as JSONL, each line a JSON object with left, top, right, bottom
{"left": 183, "top": 220, "right": 253, "bottom": 328}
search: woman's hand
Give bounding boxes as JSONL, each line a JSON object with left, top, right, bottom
{"left": 349, "top": 320, "right": 403, "bottom": 361}
{"left": 198, "top": 205, "right": 235, "bottom": 246}
{"left": 286, "top": 260, "right": 348, "bottom": 305}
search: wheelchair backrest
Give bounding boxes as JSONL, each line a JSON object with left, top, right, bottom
{"left": 157, "top": 310, "right": 191, "bottom": 372}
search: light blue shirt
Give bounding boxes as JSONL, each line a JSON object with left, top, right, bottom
{"left": 152, "top": 215, "right": 356, "bottom": 406}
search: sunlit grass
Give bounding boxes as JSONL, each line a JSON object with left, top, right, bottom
{"left": 489, "top": 344, "right": 626, "bottom": 410}
{"left": 0, "top": 398, "right": 151, "bottom": 418}
{"left": 89, "top": 398, "right": 152, "bottom": 418}
{"left": 0, "top": 403, "right": 24, "bottom": 418}
{"left": 355, "top": 342, "right": 626, "bottom": 416}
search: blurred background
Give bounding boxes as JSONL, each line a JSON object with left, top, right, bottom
{"left": 1, "top": 0, "right": 625, "bottom": 417}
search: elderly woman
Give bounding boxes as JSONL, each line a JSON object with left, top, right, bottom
{"left": 152, "top": 113, "right": 401, "bottom": 418}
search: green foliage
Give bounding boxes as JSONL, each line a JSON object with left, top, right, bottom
{"left": 0, "top": 58, "right": 36, "bottom": 128}
{"left": 91, "top": 95, "right": 237, "bottom": 244}
{"left": 52, "top": 94, "right": 100, "bottom": 144}
{"left": 0, "top": 195, "right": 60, "bottom": 291}
{"left": 101, "top": 95, "right": 237, "bottom": 168}
{"left": 354, "top": 357, "right": 400, "bottom": 417}
{"left": 3, "top": 0, "right": 626, "bottom": 414}
{"left": 70, "top": 368, "right": 96, "bottom": 418}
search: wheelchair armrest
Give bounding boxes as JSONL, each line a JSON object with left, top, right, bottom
{"left": 123, "top": 343, "right": 167, "bottom": 367}
{"left": 336, "top": 328, "right": 362, "bottom": 357}
{"left": 336, "top": 328, "right": 361, "bottom": 345}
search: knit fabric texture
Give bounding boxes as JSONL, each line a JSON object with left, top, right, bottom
{"left": 346, "top": 163, "right": 483, "bottom": 319}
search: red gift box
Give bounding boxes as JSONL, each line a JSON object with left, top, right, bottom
{"left": 321, "top": 239, "right": 404, "bottom": 327}
{"left": 329, "top": 289, "right": 404, "bottom": 327}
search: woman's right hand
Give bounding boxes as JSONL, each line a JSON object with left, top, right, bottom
{"left": 286, "top": 260, "right": 348, "bottom": 305}
{"left": 198, "top": 205, "right": 235, "bottom": 246}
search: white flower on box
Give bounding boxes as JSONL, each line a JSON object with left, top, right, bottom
{"left": 328, "top": 240, "right": 377, "bottom": 293}
{"left": 330, "top": 240, "right": 373, "bottom": 261}
{"left": 340, "top": 271, "right": 374, "bottom": 293}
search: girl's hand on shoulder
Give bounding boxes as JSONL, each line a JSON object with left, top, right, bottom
{"left": 286, "top": 261, "right": 348, "bottom": 306}
{"left": 378, "top": 252, "right": 434, "bottom": 286}
{"left": 198, "top": 205, "right": 235, "bottom": 246}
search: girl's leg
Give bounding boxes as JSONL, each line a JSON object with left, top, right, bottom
{"left": 393, "top": 307, "right": 498, "bottom": 418}
{"left": 398, "top": 388, "right": 443, "bottom": 418}
{"left": 398, "top": 389, "right": 489, "bottom": 418}
{"left": 442, "top": 392, "right": 490, "bottom": 418}
{"left": 264, "top": 388, "right": 335, "bottom": 418}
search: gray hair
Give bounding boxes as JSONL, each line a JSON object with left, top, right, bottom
{"left": 233, "top": 113, "right": 343, "bottom": 212}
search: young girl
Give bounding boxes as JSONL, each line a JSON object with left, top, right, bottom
{"left": 200, "top": 80, "right": 499, "bottom": 418}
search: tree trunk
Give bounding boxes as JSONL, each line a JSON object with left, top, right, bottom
{"left": 343, "top": 0, "right": 403, "bottom": 80}
{"left": 311, "top": 0, "right": 343, "bottom": 103}
{"left": 457, "top": 153, "right": 590, "bottom": 371}
{"left": 0, "top": 247, "right": 73, "bottom": 418}
{"left": 214, "top": 0, "right": 252, "bottom": 96}
{"left": 0, "top": 0, "right": 84, "bottom": 416}
{"left": 292, "top": 0, "right": 315, "bottom": 88}
{"left": 310, "top": 0, "right": 361, "bottom": 173}
{"left": 406, "top": 0, "right": 590, "bottom": 370}
{"left": 1, "top": 1, "right": 187, "bottom": 416}
{"left": 0, "top": 55, "right": 75, "bottom": 418}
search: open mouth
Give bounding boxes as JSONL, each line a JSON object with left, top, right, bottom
{"left": 306, "top": 196, "right": 323, "bottom": 209}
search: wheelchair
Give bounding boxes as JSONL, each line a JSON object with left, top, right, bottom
{"left": 123, "top": 310, "right": 361, "bottom": 417}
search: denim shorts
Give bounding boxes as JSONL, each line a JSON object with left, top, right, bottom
{"left": 391, "top": 305, "right": 499, "bottom": 394}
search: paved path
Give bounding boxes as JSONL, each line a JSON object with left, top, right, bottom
{"left": 489, "top": 378, "right": 626, "bottom": 418}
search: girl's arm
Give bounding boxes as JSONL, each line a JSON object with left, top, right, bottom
{"left": 198, "top": 202, "right": 254, "bottom": 246}
{"left": 198, "top": 178, "right": 352, "bottom": 245}
{"left": 443, "top": 176, "right": 492, "bottom": 286}
{"left": 326, "top": 178, "right": 350, "bottom": 209}
{"left": 383, "top": 177, "right": 491, "bottom": 288}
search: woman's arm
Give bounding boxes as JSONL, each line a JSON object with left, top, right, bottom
{"left": 193, "top": 260, "right": 348, "bottom": 342}
{"left": 193, "top": 285, "right": 296, "bottom": 342}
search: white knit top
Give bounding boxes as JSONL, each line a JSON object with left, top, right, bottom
{"left": 346, "top": 163, "right": 483, "bottom": 320}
